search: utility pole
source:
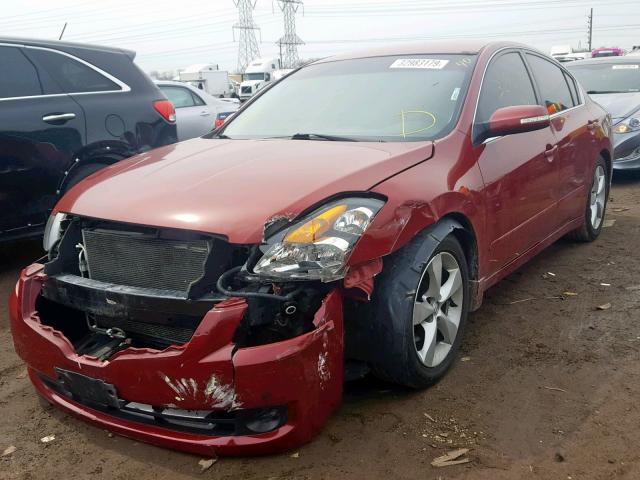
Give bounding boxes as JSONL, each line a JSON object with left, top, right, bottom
{"left": 58, "top": 22, "right": 67, "bottom": 40}
{"left": 587, "top": 8, "right": 593, "bottom": 52}
{"left": 233, "top": 0, "right": 261, "bottom": 74}
{"left": 276, "top": 0, "right": 304, "bottom": 69}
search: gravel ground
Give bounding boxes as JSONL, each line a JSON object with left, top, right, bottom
{"left": 1, "top": 176, "right": 639, "bottom": 480}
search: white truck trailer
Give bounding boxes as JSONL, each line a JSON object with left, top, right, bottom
{"left": 179, "top": 64, "right": 235, "bottom": 98}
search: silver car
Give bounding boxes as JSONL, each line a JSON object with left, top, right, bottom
{"left": 156, "top": 80, "right": 239, "bottom": 141}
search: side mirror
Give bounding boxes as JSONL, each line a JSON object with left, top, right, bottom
{"left": 488, "top": 105, "right": 550, "bottom": 138}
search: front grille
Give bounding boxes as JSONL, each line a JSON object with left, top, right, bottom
{"left": 82, "top": 229, "right": 210, "bottom": 292}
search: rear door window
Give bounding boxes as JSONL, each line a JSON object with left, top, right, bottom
{"left": 525, "top": 54, "right": 576, "bottom": 113}
{"left": 160, "top": 86, "right": 198, "bottom": 108}
{"left": 26, "top": 48, "right": 121, "bottom": 94}
{"left": 0, "top": 46, "right": 42, "bottom": 99}
{"left": 475, "top": 51, "right": 538, "bottom": 138}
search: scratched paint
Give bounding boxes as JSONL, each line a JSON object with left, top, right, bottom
{"left": 204, "top": 375, "right": 241, "bottom": 410}
{"left": 160, "top": 372, "right": 241, "bottom": 409}
{"left": 159, "top": 374, "right": 200, "bottom": 403}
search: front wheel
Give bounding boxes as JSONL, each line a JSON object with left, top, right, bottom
{"left": 567, "top": 156, "right": 609, "bottom": 242}
{"left": 366, "top": 233, "right": 470, "bottom": 388}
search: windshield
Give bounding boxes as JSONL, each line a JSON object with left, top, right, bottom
{"left": 245, "top": 73, "right": 266, "bottom": 81}
{"left": 568, "top": 63, "right": 640, "bottom": 93}
{"left": 220, "top": 54, "right": 477, "bottom": 142}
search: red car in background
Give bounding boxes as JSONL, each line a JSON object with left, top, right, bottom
{"left": 592, "top": 47, "right": 625, "bottom": 58}
{"left": 10, "top": 41, "right": 612, "bottom": 456}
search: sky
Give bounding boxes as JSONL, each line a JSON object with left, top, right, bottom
{"left": 2, "top": 0, "right": 640, "bottom": 73}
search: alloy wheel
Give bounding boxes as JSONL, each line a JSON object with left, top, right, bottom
{"left": 412, "top": 252, "right": 464, "bottom": 368}
{"left": 590, "top": 165, "right": 607, "bottom": 230}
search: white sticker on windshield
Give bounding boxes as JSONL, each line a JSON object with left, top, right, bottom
{"left": 390, "top": 58, "right": 449, "bottom": 69}
{"left": 612, "top": 65, "right": 639, "bottom": 69}
{"left": 451, "top": 87, "right": 460, "bottom": 101}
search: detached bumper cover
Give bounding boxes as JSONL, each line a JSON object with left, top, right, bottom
{"left": 9, "top": 265, "right": 344, "bottom": 456}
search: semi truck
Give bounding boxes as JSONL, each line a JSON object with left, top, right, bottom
{"left": 239, "top": 57, "right": 282, "bottom": 102}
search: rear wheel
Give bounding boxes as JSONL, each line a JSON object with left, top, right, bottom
{"left": 367, "top": 233, "right": 470, "bottom": 388}
{"left": 568, "top": 156, "right": 608, "bottom": 242}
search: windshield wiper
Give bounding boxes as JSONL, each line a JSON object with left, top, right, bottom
{"left": 587, "top": 90, "right": 627, "bottom": 94}
{"left": 291, "top": 133, "right": 359, "bottom": 142}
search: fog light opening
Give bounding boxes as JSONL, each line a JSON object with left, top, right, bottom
{"left": 243, "top": 407, "right": 287, "bottom": 434}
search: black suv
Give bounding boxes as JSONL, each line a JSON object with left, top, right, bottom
{"left": 0, "top": 37, "right": 177, "bottom": 242}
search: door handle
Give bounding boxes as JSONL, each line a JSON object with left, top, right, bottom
{"left": 587, "top": 119, "right": 599, "bottom": 131}
{"left": 42, "top": 113, "right": 76, "bottom": 124}
{"left": 199, "top": 111, "right": 211, "bottom": 117}
{"left": 544, "top": 145, "right": 558, "bottom": 162}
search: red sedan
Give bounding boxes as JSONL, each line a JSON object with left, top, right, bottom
{"left": 10, "top": 41, "right": 612, "bottom": 456}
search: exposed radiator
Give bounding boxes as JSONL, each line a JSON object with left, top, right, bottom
{"left": 82, "top": 228, "right": 210, "bottom": 292}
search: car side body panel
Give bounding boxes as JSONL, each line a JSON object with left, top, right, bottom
{"left": 0, "top": 38, "right": 177, "bottom": 241}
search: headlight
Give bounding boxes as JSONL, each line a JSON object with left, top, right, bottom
{"left": 253, "top": 198, "right": 385, "bottom": 281}
{"left": 43, "top": 212, "right": 67, "bottom": 252}
{"left": 614, "top": 117, "right": 640, "bottom": 134}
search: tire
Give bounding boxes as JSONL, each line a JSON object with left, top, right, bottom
{"left": 366, "top": 232, "right": 470, "bottom": 389}
{"left": 567, "top": 156, "right": 609, "bottom": 242}
{"left": 63, "top": 163, "right": 108, "bottom": 193}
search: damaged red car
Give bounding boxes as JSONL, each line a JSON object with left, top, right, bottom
{"left": 10, "top": 41, "right": 612, "bottom": 456}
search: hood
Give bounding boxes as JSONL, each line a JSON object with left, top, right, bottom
{"left": 590, "top": 92, "right": 640, "bottom": 123}
{"left": 57, "top": 138, "right": 433, "bottom": 244}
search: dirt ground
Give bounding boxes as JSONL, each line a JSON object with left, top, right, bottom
{"left": 1, "top": 176, "right": 639, "bottom": 480}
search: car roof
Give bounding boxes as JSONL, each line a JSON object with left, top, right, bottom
{"left": 0, "top": 36, "right": 136, "bottom": 59}
{"left": 568, "top": 56, "right": 640, "bottom": 66}
{"left": 315, "top": 40, "right": 528, "bottom": 63}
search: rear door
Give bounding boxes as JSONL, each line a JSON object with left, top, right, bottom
{"left": 524, "top": 53, "right": 591, "bottom": 226}
{"left": 474, "top": 50, "right": 560, "bottom": 270}
{"left": 159, "top": 85, "right": 212, "bottom": 140}
{"left": 0, "top": 45, "right": 85, "bottom": 236}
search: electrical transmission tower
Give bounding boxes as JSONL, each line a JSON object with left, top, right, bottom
{"left": 276, "top": 0, "right": 304, "bottom": 69}
{"left": 233, "top": 0, "right": 261, "bottom": 73}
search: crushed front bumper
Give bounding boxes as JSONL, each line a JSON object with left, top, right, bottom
{"left": 9, "top": 264, "right": 344, "bottom": 456}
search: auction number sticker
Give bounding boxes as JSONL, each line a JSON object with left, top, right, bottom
{"left": 390, "top": 58, "right": 449, "bottom": 69}
{"left": 612, "top": 65, "right": 639, "bottom": 69}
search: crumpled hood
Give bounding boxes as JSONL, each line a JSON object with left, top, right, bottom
{"left": 591, "top": 92, "right": 640, "bottom": 123}
{"left": 57, "top": 138, "right": 433, "bottom": 244}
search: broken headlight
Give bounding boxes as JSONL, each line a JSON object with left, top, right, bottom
{"left": 43, "top": 212, "right": 67, "bottom": 252}
{"left": 253, "top": 197, "right": 384, "bottom": 282}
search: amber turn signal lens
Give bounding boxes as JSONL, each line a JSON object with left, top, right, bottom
{"left": 284, "top": 205, "right": 347, "bottom": 244}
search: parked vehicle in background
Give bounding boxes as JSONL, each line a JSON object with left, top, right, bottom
{"left": 550, "top": 44, "right": 591, "bottom": 63}
{"left": 592, "top": 47, "right": 625, "bottom": 58}
{"left": 0, "top": 37, "right": 177, "bottom": 243}
{"left": 156, "top": 81, "right": 239, "bottom": 141}
{"left": 568, "top": 57, "right": 640, "bottom": 171}
{"left": 239, "top": 57, "right": 282, "bottom": 101}
{"left": 10, "top": 41, "right": 612, "bottom": 456}
{"left": 178, "top": 64, "right": 236, "bottom": 98}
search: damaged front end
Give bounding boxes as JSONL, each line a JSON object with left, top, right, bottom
{"left": 9, "top": 214, "right": 346, "bottom": 456}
